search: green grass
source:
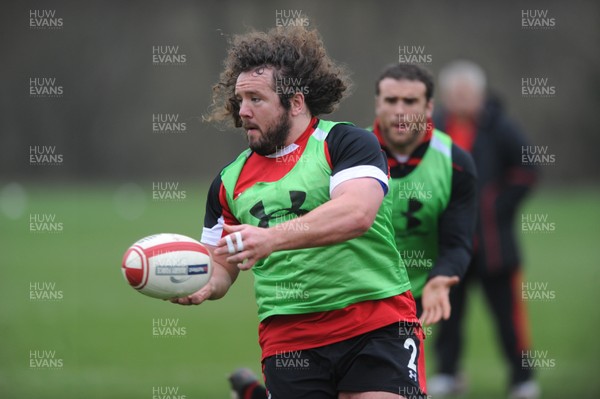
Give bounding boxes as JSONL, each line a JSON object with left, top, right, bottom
{"left": 426, "top": 187, "right": 600, "bottom": 398}
{"left": 1, "top": 183, "right": 599, "bottom": 398}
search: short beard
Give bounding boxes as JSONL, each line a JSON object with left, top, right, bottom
{"left": 248, "top": 110, "right": 291, "bottom": 156}
{"left": 383, "top": 126, "right": 422, "bottom": 154}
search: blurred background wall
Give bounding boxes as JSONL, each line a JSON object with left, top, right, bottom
{"left": 1, "top": 0, "right": 598, "bottom": 184}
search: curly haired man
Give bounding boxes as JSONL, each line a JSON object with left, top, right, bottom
{"left": 172, "top": 26, "right": 427, "bottom": 399}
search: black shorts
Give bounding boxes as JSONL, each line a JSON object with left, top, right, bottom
{"left": 262, "top": 322, "right": 427, "bottom": 399}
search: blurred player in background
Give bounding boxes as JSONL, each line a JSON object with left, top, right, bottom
{"left": 429, "top": 60, "right": 539, "bottom": 399}
{"left": 369, "top": 63, "right": 477, "bottom": 326}
{"left": 173, "top": 26, "right": 427, "bottom": 399}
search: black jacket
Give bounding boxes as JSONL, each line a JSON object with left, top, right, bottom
{"left": 434, "top": 95, "right": 538, "bottom": 275}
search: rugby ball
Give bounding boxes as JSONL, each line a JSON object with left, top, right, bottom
{"left": 121, "top": 233, "right": 212, "bottom": 299}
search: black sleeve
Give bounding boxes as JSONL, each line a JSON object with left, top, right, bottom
{"left": 430, "top": 144, "right": 477, "bottom": 280}
{"left": 325, "top": 124, "right": 389, "bottom": 191}
{"left": 203, "top": 174, "right": 223, "bottom": 229}
{"left": 495, "top": 117, "right": 538, "bottom": 218}
{"left": 200, "top": 174, "right": 227, "bottom": 246}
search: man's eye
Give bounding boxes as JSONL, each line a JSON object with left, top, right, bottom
{"left": 251, "top": 97, "right": 261, "bottom": 102}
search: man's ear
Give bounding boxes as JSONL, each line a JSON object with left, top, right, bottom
{"left": 289, "top": 92, "right": 306, "bottom": 117}
{"left": 426, "top": 98, "right": 434, "bottom": 118}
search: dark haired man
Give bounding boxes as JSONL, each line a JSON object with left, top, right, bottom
{"left": 174, "top": 27, "right": 427, "bottom": 399}
{"left": 370, "top": 64, "right": 477, "bottom": 326}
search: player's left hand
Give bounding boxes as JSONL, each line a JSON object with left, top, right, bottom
{"left": 214, "top": 224, "right": 274, "bottom": 270}
{"left": 168, "top": 278, "right": 214, "bottom": 305}
{"left": 419, "top": 275, "right": 460, "bottom": 326}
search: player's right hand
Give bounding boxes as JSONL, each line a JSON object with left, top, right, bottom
{"left": 420, "top": 275, "right": 460, "bottom": 325}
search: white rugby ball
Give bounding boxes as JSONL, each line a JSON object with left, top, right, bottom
{"left": 121, "top": 233, "right": 212, "bottom": 299}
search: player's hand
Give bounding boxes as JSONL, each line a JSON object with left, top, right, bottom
{"left": 169, "top": 278, "right": 214, "bottom": 306}
{"left": 419, "top": 275, "right": 460, "bottom": 325}
{"left": 214, "top": 224, "right": 274, "bottom": 271}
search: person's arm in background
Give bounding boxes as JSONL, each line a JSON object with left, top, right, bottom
{"left": 495, "top": 117, "right": 538, "bottom": 218}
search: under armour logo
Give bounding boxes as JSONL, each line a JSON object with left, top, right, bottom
{"left": 409, "top": 369, "right": 417, "bottom": 382}
{"left": 401, "top": 198, "right": 423, "bottom": 230}
{"left": 249, "top": 191, "right": 309, "bottom": 228}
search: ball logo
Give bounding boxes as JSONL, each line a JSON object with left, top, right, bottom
{"left": 170, "top": 276, "right": 190, "bottom": 284}
{"left": 121, "top": 234, "right": 212, "bottom": 299}
{"left": 160, "top": 264, "right": 209, "bottom": 284}
{"left": 155, "top": 264, "right": 208, "bottom": 276}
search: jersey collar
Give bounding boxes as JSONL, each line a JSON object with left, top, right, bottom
{"left": 262, "top": 117, "right": 318, "bottom": 158}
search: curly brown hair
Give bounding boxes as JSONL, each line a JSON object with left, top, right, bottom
{"left": 206, "top": 26, "right": 351, "bottom": 128}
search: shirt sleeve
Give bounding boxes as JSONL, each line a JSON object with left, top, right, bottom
{"left": 201, "top": 174, "right": 240, "bottom": 246}
{"left": 430, "top": 144, "right": 478, "bottom": 280}
{"left": 325, "top": 124, "right": 389, "bottom": 195}
{"left": 201, "top": 175, "right": 224, "bottom": 246}
{"left": 495, "top": 117, "right": 538, "bottom": 216}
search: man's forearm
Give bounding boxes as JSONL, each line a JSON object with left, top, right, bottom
{"left": 268, "top": 178, "right": 384, "bottom": 252}
{"left": 205, "top": 246, "right": 240, "bottom": 299}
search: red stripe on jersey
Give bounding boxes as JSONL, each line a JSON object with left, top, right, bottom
{"left": 418, "top": 329, "right": 427, "bottom": 393}
{"left": 233, "top": 117, "right": 319, "bottom": 197}
{"left": 258, "top": 292, "right": 419, "bottom": 360}
{"left": 219, "top": 182, "right": 239, "bottom": 235}
{"left": 387, "top": 154, "right": 399, "bottom": 169}
{"left": 406, "top": 158, "right": 421, "bottom": 166}
{"left": 452, "top": 162, "right": 464, "bottom": 172}
{"left": 323, "top": 139, "right": 333, "bottom": 169}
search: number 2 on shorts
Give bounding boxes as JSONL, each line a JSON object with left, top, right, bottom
{"left": 403, "top": 337, "right": 418, "bottom": 382}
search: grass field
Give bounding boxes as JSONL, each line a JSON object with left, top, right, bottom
{"left": 1, "top": 182, "right": 599, "bottom": 398}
